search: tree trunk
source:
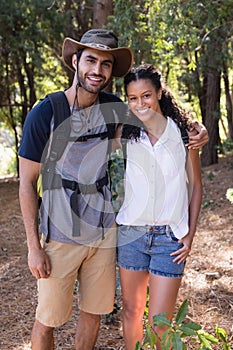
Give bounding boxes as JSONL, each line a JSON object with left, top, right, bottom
{"left": 200, "top": 69, "right": 221, "bottom": 166}
{"left": 16, "top": 63, "right": 28, "bottom": 127}
{"left": 93, "top": 0, "right": 113, "bottom": 28}
{"left": 92, "top": 0, "right": 113, "bottom": 92}
{"left": 222, "top": 61, "right": 233, "bottom": 140}
{"left": 23, "top": 58, "right": 37, "bottom": 109}
{"left": 12, "top": 123, "right": 20, "bottom": 177}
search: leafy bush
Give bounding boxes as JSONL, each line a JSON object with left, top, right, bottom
{"left": 222, "top": 138, "right": 233, "bottom": 153}
{"left": 109, "top": 149, "right": 125, "bottom": 213}
{"left": 135, "top": 300, "right": 231, "bottom": 349}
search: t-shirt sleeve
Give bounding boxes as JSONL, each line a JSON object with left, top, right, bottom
{"left": 18, "top": 98, "right": 53, "bottom": 163}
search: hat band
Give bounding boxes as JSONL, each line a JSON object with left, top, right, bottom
{"left": 82, "top": 43, "right": 113, "bottom": 50}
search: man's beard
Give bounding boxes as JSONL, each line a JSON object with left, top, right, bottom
{"left": 78, "top": 72, "right": 110, "bottom": 94}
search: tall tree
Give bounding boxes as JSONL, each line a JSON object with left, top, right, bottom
{"left": 223, "top": 59, "right": 233, "bottom": 141}
{"left": 93, "top": 0, "right": 113, "bottom": 28}
{"left": 146, "top": 0, "right": 233, "bottom": 165}
{"left": 0, "top": 0, "right": 70, "bottom": 175}
{"left": 0, "top": 0, "right": 100, "bottom": 176}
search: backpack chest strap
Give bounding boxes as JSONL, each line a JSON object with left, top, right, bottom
{"left": 62, "top": 173, "right": 108, "bottom": 194}
{"left": 68, "top": 131, "right": 109, "bottom": 143}
{"left": 43, "top": 172, "right": 108, "bottom": 194}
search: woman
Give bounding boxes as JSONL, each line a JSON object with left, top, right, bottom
{"left": 116, "top": 64, "right": 202, "bottom": 350}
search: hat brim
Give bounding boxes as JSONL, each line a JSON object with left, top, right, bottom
{"left": 62, "top": 37, "right": 134, "bottom": 78}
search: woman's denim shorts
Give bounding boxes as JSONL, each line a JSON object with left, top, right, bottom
{"left": 117, "top": 225, "right": 185, "bottom": 278}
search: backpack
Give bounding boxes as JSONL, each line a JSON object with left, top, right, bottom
{"left": 40, "top": 90, "right": 127, "bottom": 241}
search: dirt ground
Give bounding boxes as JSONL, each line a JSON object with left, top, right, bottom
{"left": 0, "top": 153, "right": 232, "bottom": 350}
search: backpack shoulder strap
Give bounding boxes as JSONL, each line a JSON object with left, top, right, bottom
{"left": 42, "top": 92, "right": 71, "bottom": 189}
{"left": 99, "top": 91, "right": 122, "bottom": 104}
{"left": 47, "top": 91, "right": 71, "bottom": 130}
{"left": 46, "top": 91, "right": 71, "bottom": 162}
{"left": 99, "top": 92, "right": 127, "bottom": 140}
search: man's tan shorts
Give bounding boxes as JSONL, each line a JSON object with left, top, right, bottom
{"left": 36, "top": 232, "right": 116, "bottom": 327}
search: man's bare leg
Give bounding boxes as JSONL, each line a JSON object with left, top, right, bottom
{"left": 31, "top": 320, "right": 54, "bottom": 350}
{"left": 75, "top": 310, "right": 100, "bottom": 350}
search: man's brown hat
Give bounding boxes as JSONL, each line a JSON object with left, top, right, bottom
{"left": 62, "top": 29, "right": 134, "bottom": 78}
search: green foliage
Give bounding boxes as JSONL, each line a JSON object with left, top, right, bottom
{"left": 215, "top": 326, "right": 231, "bottom": 350}
{"left": 144, "top": 326, "right": 157, "bottom": 348}
{"left": 6, "top": 157, "right": 17, "bottom": 175}
{"left": 0, "top": 0, "right": 94, "bottom": 172}
{"left": 201, "top": 200, "right": 214, "bottom": 209}
{"left": 207, "top": 172, "right": 214, "bottom": 181}
{"left": 0, "top": 125, "right": 17, "bottom": 176}
{"left": 108, "top": 0, "right": 152, "bottom": 64}
{"left": 110, "top": 0, "right": 233, "bottom": 167}
{"left": 221, "top": 138, "right": 233, "bottom": 153}
{"left": 109, "top": 149, "right": 125, "bottom": 213}
{"left": 137, "top": 299, "right": 231, "bottom": 349}
{"left": 104, "top": 302, "right": 121, "bottom": 322}
{"left": 0, "top": 0, "right": 233, "bottom": 168}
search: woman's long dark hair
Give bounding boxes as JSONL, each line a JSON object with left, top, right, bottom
{"left": 122, "top": 64, "right": 192, "bottom": 141}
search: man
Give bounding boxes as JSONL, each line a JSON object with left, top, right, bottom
{"left": 19, "top": 29, "right": 208, "bottom": 350}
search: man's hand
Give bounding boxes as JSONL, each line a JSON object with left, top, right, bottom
{"left": 188, "top": 121, "right": 209, "bottom": 149}
{"left": 28, "top": 247, "right": 51, "bottom": 279}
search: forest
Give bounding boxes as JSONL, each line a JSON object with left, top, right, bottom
{"left": 0, "top": 0, "right": 233, "bottom": 176}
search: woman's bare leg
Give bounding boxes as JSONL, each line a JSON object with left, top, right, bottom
{"left": 120, "top": 267, "right": 149, "bottom": 350}
{"left": 148, "top": 274, "right": 182, "bottom": 350}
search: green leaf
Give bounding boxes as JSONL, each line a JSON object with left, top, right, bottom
{"left": 179, "top": 325, "right": 197, "bottom": 336}
{"left": 215, "top": 326, "right": 231, "bottom": 349}
{"left": 215, "top": 326, "right": 228, "bottom": 342}
{"left": 187, "top": 60, "right": 196, "bottom": 70}
{"left": 171, "top": 332, "right": 183, "bottom": 350}
{"left": 134, "top": 341, "right": 141, "bottom": 350}
{"left": 161, "top": 328, "right": 172, "bottom": 350}
{"left": 153, "top": 313, "right": 172, "bottom": 327}
{"left": 175, "top": 300, "right": 188, "bottom": 324}
{"left": 203, "top": 332, "right": 218, "bottom": 344}
{"left": 198, "top": 333, "right": 212, "bottom": 349}
{"left": 143, "top": 327, "right": 157, "bottom": 347}
{"left": 161, "top": 328, "right": 172, "bottom": 349}
{"left": 184, "top": 322, "right": 202, "bottom": 331}
{"left": 222, "top": 345, "right": 231, "bottom": 350}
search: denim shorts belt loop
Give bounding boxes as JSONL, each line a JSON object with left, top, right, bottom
{"left": 147, "top": 225, "right": 170, "bottom": 234}
{"left": 117, "top": 224, "right": 185, "bottom": 278}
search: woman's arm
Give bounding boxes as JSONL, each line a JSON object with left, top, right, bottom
{"left": 186, "top": 148, "right": 203, "bottom": 239}
{"left": 171, "top": 136, "right": 202, "bottom": 264}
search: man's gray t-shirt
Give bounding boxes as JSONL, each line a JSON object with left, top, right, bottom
{"left": 19, "top": 95, "right": 121, "bottom": 245}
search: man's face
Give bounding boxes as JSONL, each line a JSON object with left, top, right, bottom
{"left": 78, "top": 48, "right": 114, "bottom": 94}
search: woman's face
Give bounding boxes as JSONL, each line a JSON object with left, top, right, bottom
{"left": 126, "top": 79, "right": 162, "bottom": 123}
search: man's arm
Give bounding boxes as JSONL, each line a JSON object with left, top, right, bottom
{"left": 19, "top": 157, "right": 51, "bottom": 279}
{"left": 187, "top": 121, "right": 209, "bottom": 149}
